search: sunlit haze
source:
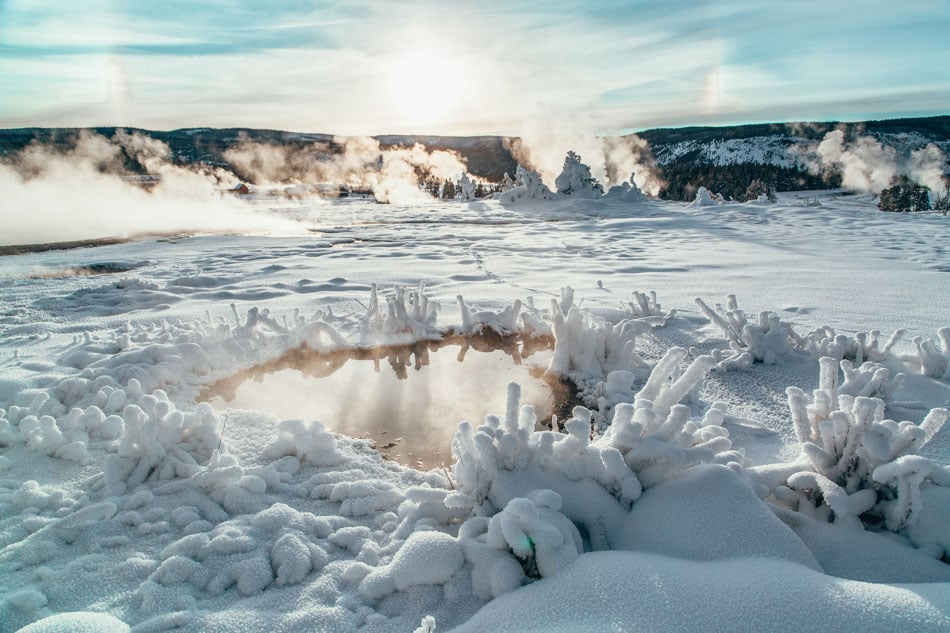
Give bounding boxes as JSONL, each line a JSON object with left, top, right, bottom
{"left": 2, "top": 1, "right": 949, "bottom": 134}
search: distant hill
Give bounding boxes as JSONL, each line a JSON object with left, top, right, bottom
{"left": 2, "top": 115, "right": 948, "bottom": 200}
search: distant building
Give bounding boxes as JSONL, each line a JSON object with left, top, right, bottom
{"left": 231, "top": 183, "right": 251, "bottom": 195}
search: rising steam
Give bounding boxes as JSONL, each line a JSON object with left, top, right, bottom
{"left": 797, "top": 128, "right": 947, "bottom": 194}
{"left": 1, "top": 130, "right": 482, "bottom": 246}
{"left": 223, "top": 135, "right": 472, "bottom": 204}
{"left": 504, "top": 132, "right": 663, "bottom": 196}
{"left": 0, "top": 130, "right": 296, "bottom": 247}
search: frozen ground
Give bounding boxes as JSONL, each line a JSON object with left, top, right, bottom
{"left": 0, "top": 191, "right": 948, "bottom": 632}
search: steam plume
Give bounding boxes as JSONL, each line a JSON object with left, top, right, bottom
{"left": 799, "top": 128, "right": 947, "bottom": 194}
{"left": 504, "top": 131, "right": 663, "bottom": 196}
{"left": 0, "top": 131, "right": 293, "bottom": 247}
{"left": 223, "top": 135, "right": 472, "bottom": 204}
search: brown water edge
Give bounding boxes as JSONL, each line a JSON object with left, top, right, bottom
{"left": 201, "top": 332, "right": 582, "bottom": 470}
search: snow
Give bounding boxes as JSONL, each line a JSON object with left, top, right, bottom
{"left": 450, "top": 551, "right": 950, "bottom": 633}
{"left": 0, "top": 191, "right": 948, "bottom": 632}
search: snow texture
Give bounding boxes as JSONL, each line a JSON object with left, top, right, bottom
{"left": 450, "top": 551, "right": 950, "bottom": 633}
{"left": 1, "top": 191, "right": 949, "bottom": 633}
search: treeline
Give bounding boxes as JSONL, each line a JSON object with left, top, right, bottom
{"left": 879, "top": 181, "right": 950, "bottom": 213}
{"left": 657, "top": 162, "right": 836, "bottom": 201}
{"left": 637, "top": 115, "right": 950, "bottom": 146}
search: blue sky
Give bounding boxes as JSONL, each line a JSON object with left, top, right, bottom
{"left": 1, "top": 0, "right": 948, "bottom": 134}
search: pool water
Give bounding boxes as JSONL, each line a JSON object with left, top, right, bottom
{"left": 203, "top": 335, "right": 565, "bottom": 469}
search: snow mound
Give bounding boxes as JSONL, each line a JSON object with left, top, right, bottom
{"left": 497, "top": 167, "right": 556, "bottom": 204}
{"left": 359, "top": 531, "right": 464, "bottom": 600}
{"left": 688, "top": 186, "right": 720, "bottom": 207}
{"left": 777, "top": 507, "right": 950, "bottom": 583}
{"left": 614, "top": 463, "right": 821, "bottom": 569}
{"left": 449, "top": 551, "right": 950, "bottom": 633}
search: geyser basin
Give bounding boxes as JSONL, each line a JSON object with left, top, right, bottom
{"left": 203, "top": 335, "right": 564, "bottom": 469}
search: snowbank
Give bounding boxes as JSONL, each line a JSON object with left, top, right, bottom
{"left": 450, "top": 551, "right": 950, "bottom": 633}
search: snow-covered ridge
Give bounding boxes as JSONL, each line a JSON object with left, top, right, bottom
{"left": 651, "top": 133, "right": 950, "bottom": 169}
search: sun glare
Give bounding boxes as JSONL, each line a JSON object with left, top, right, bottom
{"left": 387, "top": 48, "right": 466, "bottom": 128}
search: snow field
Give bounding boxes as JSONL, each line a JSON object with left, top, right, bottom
{"left": 0, "top": 193, "right": 949, "bottom": 632}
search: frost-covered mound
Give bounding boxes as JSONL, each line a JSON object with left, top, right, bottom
{"left": 497, "top": 166, "right": 556, "bottom": 204}
{"left": 688, "top": 186, "right": 720, "bottom": 207}
{"left": 603, "top": 174, "right": 644, "bottom": 203}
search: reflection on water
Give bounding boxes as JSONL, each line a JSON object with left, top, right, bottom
{"left": 202, "top": 334, "right": 566, "bottom": 469}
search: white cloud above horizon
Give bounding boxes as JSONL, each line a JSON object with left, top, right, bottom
{"left": 1, "top": 0, "right": 949, "bottom": 135}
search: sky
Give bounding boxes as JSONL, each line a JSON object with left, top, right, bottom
{"left": 1, "top": 0, "right": 949, "bottom": 135}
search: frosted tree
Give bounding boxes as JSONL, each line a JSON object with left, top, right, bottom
{"left": 554, "top": 151, "right": 604, "bottom": 199}
{"left": 458, "top": 173, "right": 476, "bottom": 201}
{"left": 688, "top": 186, "right": 721, "bottom": 207}
{"left": 498, "top": 166, "right": 557, "bottom": 204}
{"left": 500, "top": 171, "right": 515, "bottom": 192}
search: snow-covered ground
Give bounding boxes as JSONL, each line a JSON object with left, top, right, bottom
{"left": 1, "top": 191, "right": 949, "bottom": 632}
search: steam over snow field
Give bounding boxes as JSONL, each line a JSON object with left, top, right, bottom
{"left": 1, "top": 190, "right": 949, "bottom": 632}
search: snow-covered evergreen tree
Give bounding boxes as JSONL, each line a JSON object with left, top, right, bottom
{"left": 554, "top": 151, "right": 603, "bottom": 199}
{"left": 689, "top": 186, "right": 721, "bottom": 207}
{"left": 498, "top": 166, "right": 557, "bottom": 204}
{"left": 458, "top": 173, "right": 476, "bottom": 201}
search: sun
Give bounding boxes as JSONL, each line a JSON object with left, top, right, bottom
{"left": 386, "top": 47, "right": 466, "bottom": 129}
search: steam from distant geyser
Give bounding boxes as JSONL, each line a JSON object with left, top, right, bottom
{"left": 504, "top": 133, "right": 664, "bottom": 196}
{"left": 223, "top": 135, "right": 472, "bottom": 204}
{"left": 0, "top": 130, "right": 293, "bottom": 246}
{"left": 801, "top": 129, "right": 947, "bottom": 194}
{"left": 0, "top": 131, "right": 478, "bottom": 246}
